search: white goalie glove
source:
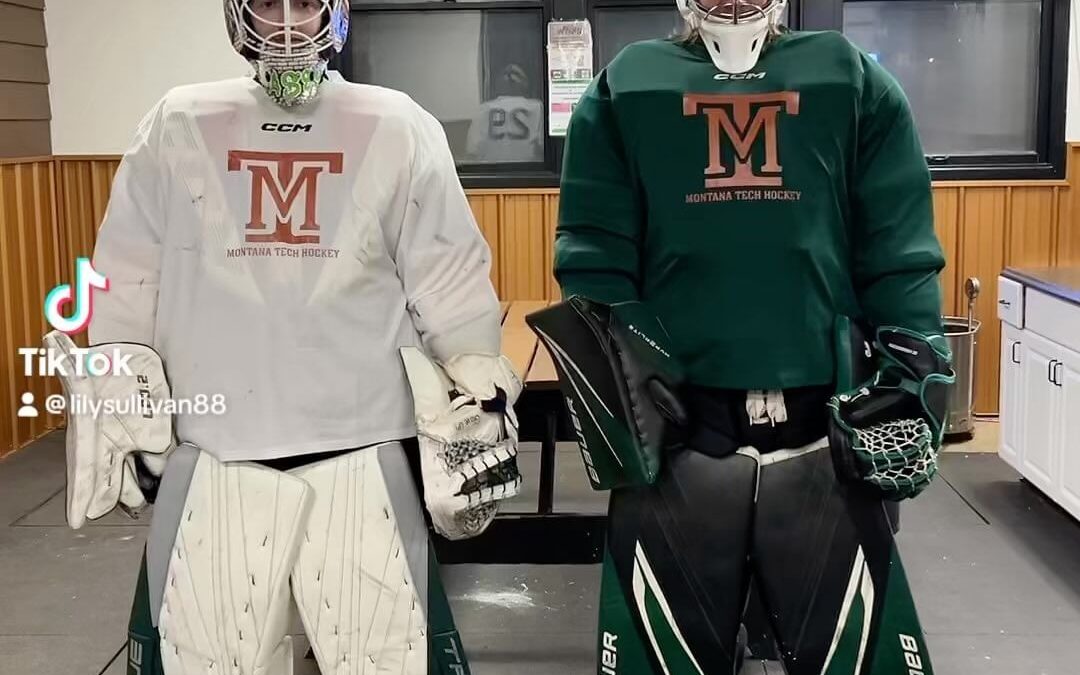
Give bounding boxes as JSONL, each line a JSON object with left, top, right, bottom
{"left": 401, "top": 347, "right": 523, "bottom": 540}
{"left": 43, "top": 331, "right": 174, "bottom": 529}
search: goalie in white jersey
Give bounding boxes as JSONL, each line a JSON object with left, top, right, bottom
{"left": 43, "top": 2, "right": 523, "bottom": 674}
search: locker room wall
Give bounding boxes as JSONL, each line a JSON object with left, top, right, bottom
{"left": 44, "top": 0, "right": 248, "bottom": 155}
{"left": 0, "top": 0, "right": 50, "bottom": 157}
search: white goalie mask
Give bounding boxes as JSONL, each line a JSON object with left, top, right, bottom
{"left": 676, "top": 0, "right": 787, "bottom": 74}
{"left": 224, "top": 0, "right": 349, "bottom": 107}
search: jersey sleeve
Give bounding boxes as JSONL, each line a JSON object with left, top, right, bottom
{"left": 392, "top": 105, "right": 502, "bottom": 362}
{"left": 87, "top": 99, "right": 167, "bottom": 347}
{"left": 554, "top": 70, "right": 644, "bottom": 304}
{"left": 851, "top": 55, "right": 946, "bottom": 336}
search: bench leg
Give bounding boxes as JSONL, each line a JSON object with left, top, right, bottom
{"left": 538, "top": 410, "right": 558, "bottom": 514}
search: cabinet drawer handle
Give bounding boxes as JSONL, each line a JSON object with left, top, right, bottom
{"left": 999, "top": 299, "right": 1012, "bottom": 307}
{"left": 1011, "top": 341, "right": 1021, "bottom": 364}
{"left": 1054, "top": 361, "right": 1064, "bottom": 387}
{"left": 1049, "top": 359, "right": 1058, "bottom": 384}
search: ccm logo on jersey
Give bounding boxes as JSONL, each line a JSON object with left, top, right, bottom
{"left": 261, "top": 123, "right": 313, "bottom": 133}
{"left": 714, "top": 72, "right": 766, "bottom": 80}
{"left": 899, "top": 634, "right": 926, "bottom": 674}
{"left": 601, "top": 631, "right": 618, "bottom": 674}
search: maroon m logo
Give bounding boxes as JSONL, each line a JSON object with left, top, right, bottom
{"left": 227, "top": 151, "right": 344, "bottom": 244}
{"left": 684, "top": 92, "right": 800, "bottom": 188}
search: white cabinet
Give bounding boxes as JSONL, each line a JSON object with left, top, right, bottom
{"left": 997, "top": 272, "right": 1080, "bottom": 523}
{"left": 1018, "top": 331, "right": 1060, "bottom": 498}
{"left": 1057, "top": 346, "right": 1080, "bottom": 518}
{"left": 999, "top": 323, "right": 1023, "bottom": 471}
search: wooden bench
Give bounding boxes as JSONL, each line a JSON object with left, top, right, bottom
{"left": 433, "top": 300, "right": 606, "bottom": 565}
{"left": 499, "top": 300, "right": 559, "bottom": 393}
{"left": 501, "top": 300, "right": 560, "bottom": 514}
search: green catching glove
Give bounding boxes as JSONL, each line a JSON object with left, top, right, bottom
{"left": 828, "top": 326, "right": 956, "bottom": 501}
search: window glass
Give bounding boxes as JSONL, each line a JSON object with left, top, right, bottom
{"left": 350, "top": 10, "right": 546, "bottom": 165}
{"left": 844, "top": 0, "right": 1042, "bottom": 155}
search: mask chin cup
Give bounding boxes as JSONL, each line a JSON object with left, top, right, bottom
{"left": 680, "top": 0, "right": 785, "bottom": 73}
{"left": 700, "top": 21, "right": 771, "bottom": 73}
{"left": 255, "top": 60, "right": 328, "bottom": 108}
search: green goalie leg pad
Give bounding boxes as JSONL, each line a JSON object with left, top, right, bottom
{"left": 597, "top": 549, "right": 654, "bottom": 675}
{"left": 865, "top": 546, "right": 934, "bottom": 675}
{"left": 427, "top": 547, "right": 472, "bottom": 675}
{"left": 818, "top": 543, "right": 933, "bottom": 675}
{"left": 126, "top": 551, "right": 162, "bottom": 675}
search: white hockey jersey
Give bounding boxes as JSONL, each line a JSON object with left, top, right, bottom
{"left": 88, "top": 77, "right": 502, "bottom": 462}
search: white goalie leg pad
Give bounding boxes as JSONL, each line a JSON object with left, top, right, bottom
{"left": 157, "top": 449, "right": 314, "bottom": 675}
{"left": 289, "top": 443, "right": 428, "bottom": 674}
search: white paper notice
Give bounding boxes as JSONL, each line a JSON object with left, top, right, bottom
{"left": 547, "top": 20, "right": 594, "bottom": 137}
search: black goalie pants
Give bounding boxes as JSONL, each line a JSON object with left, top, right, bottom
{"left": 596, "top": 386, "right": 932, "bottom": 675}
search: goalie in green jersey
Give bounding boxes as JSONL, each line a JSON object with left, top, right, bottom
{"left": 528, "top": 1, "right": 956, "bottom": 674}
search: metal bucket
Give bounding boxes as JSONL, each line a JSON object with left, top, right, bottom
{"left": 943, "top": 316, "right": 980, "bottom": 437}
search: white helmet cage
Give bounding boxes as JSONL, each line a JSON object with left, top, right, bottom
{"left": 676, "top": 0, "right": 787, "bottom": 74}
{"left": 224, "top": 0, "right": 350, "bottom": 105}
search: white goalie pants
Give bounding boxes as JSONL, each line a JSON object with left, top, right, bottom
{"left": 144, "top": 442, "right": 430, "bottom": 675}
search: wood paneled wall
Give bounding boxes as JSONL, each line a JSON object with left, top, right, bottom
{"left": 0, "top": 0, "right": 51, "bottom": 157}
{"left": 933, "top": 174, "right": 1080, "bottom": 414}
{"left": 0, "top": 158, "right": 62, "bottom": 457}
{"left": 2, "top": 148, "right": 1079, "bottom": 455}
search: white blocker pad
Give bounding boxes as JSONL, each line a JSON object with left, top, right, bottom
{"left": 289, "top": 442, "right": 430, "bottom": 674}
{"left": 42, "top": 330, "right": 174, "bottom": 529}
{"left": 156, "top": 449, "right": 314, "bottom": 675}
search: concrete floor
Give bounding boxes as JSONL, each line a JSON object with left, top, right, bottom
{"left": 2, "top": 422, "right": 1079, "bottom": 675}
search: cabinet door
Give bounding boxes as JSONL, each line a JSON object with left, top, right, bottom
{"left": 1055, "top": 345, "right": 1080, "bottom": 521}
{"left": 999, "top": 323, "right": 1024, "bottom": 470}
{"left": 1019, "top": 331, "right": 1060, "bottom": 498}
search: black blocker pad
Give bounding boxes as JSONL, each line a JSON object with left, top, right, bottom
{"left": 526, "top": 297, "right": 686, "bottom": 490}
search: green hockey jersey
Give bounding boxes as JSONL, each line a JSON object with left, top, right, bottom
{"left": 555, "top": 30, "right": 946, "bottom": 391}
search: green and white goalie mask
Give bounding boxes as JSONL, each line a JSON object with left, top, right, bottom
{"left": 224, "top": 0, "right": 349, "bottom": 107}
{"left": 828, "top": 326, "right": 956, "bottom": 501}
{"left": 526, "top": 297, "right": 687, "bottom": 491}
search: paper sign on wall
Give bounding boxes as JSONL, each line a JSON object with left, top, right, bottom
{"left": 547, "top": 20, "right": 593, "bottom": 137}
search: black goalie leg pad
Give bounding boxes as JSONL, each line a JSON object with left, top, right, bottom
{"left": 753, "top": 445, "right": 933, "bottom": 675}
{"left": 598, "top": 447, "right": 758, "bottom": 674}
{"left": 526, "top": 297, "right": 687, "bottom": 490}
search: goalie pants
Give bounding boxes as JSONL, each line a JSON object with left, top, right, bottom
{"left": 598, "top": 386, "right": 932, "bottom": 675}
{"left": 123, "top": 440, "right": 469, "bottom": 675}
